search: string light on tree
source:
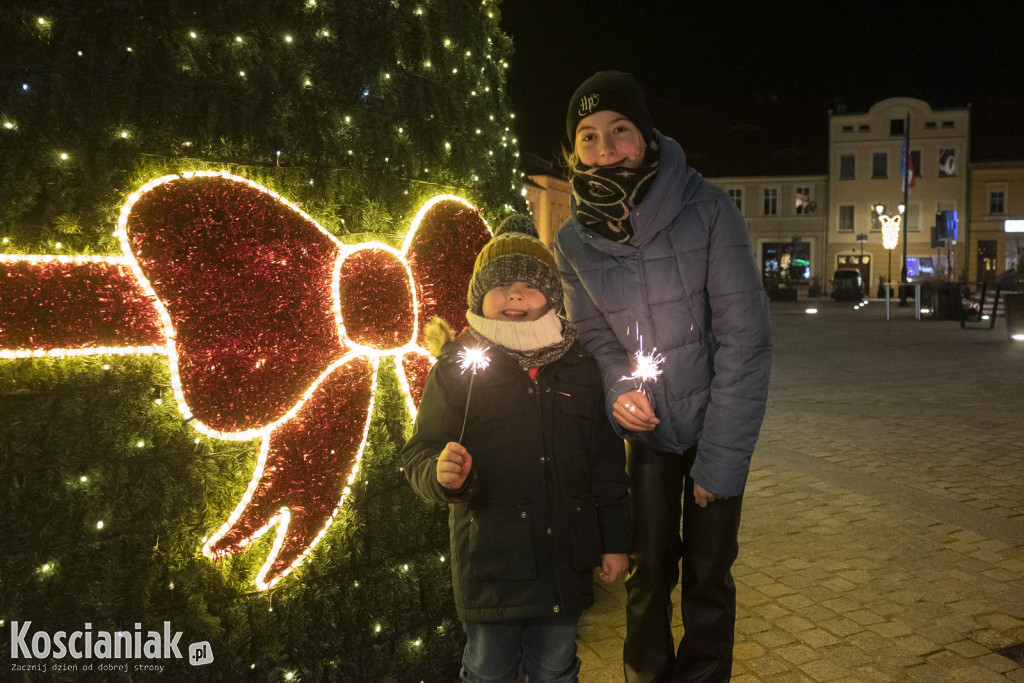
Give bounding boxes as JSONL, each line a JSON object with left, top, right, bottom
{"left": 3, "top": 1, "right": 523, "bottom": 675}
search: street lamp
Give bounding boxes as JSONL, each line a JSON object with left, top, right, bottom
{"left": 875, "top": 203, "right": 905, "bottom": 286}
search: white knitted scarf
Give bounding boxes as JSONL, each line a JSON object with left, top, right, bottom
{"left": 465, "top": 308, "right": 577, "bottom": 370}
{"left": 465, "top": 308, "right": 563, "bottom": 351}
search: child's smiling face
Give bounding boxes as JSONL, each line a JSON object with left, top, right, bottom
{"left": 481, "top": 281, "right": 549, "bottom": 322}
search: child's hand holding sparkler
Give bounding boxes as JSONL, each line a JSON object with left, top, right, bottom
{"left": 613, "top": 390, "right": 660, "bottom": 432}
{"left": 437, "top": 442, "right": 473, "bottom": 490}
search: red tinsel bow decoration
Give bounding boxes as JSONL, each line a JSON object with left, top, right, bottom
{"left": 1, "top": 171, "right": 492, "bottom": 589}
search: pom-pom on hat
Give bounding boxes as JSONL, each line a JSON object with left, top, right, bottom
{"left": 466, "top": 214, "right": 562, "bottom": 315}
{"left": 566, "top": 70, "right": 654, "bottom": 145}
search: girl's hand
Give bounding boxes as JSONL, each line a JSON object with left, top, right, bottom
{"left": 693, "top": 482, "right": 718, "bottom": 508}
{"left": 612, "top": 391, "right": 660, "bottom": 432}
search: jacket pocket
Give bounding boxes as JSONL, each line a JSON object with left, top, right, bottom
{"left": 568, "top": 498, "right": 602, "bottom": 571}
{"left": 469, "top": 504, "right": 537, "bottom": 581}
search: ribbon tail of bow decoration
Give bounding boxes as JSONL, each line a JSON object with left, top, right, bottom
{"left": 203, "top": 353, "right": 377, "bottom": 589}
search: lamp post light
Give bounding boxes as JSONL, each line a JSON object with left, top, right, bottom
{"left": 876, "top": 203, "right": 905, "bottom": 288}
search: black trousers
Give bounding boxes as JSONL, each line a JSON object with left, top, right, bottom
{"left": 622, "top": 442, "right": 744, "bottom": 683}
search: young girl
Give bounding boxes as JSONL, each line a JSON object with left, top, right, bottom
{"left": 402, "top": 217, "right": 630, "bottom": 682}
{"left": 555, "top": 71, "right": 773, "bottom": 681}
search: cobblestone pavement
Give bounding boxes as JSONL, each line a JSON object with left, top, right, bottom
{"left": 575, "top": 299, "right": 1024, "bottom": 682}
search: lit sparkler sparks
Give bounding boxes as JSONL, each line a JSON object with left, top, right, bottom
{"left": 457, "top": 346, "right": 490, "bottom": 442}
{"left": 457, "top": 346, "right": 491, "bottom": 375}
{"left": 621, "top": 326, "right": 664, "bottom": 397}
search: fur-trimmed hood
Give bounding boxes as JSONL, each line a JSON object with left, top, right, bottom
{"left": 423, "top": 316, "right": 456, "bottom": 358}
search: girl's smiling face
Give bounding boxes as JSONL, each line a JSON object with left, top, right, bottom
{"left": 574, "top": 109, "right": 645, "bottom": 169}
{"left": 481, "top": 281, "right": 549, "bottom": 322}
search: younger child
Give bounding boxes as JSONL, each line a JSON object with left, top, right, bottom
{"left": 402, "top": 216, "right": 630, "bottom": 683}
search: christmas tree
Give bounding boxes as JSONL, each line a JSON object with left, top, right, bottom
{"left": 1, "top": 1, "right": 522, "bottom": 679}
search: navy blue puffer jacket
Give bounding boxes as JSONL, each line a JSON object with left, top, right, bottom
{"left": 555, "top": 133, "right": 772, "bottom": 497}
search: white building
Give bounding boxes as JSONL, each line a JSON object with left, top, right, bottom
{"left": 827, "top": 98, "right": 970, "bottom": 292}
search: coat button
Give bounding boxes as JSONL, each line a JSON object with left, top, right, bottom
{"left": 527, "top": 388, "right": 534, "bottom": 394}
{"left": 520, "top": 511, "right": 527, "bottom": 518}
{"left": 553, "top": 605, "right": 560, "bottom": 613}
{"left": 545, "top": 387, "right": 551, "bottom": 393}
{"left": 546, "top": 527, "right": 553, "bottom": 535}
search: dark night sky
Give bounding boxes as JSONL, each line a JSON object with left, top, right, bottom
{"left": 499, "top": 1, "right": 1024, "bottom": 163}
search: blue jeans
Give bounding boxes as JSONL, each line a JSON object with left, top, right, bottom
{"left": 461, "top": 619, "right": 581, "bottom": 683}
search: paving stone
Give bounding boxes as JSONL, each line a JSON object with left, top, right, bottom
{"left": 823, "top": 644, "right": 873, "bottom": 668}
{"left": 733, "top": 640, "right": 767, "bottom": 661}
{"left": 730, "top": 674, "right": 762, "bottom": 683}
{"left": 745, "top": 655, "right": 793, "bottom": 677}
{"left": 976, "top": 652, "right": 1020, "bottom": 674}
{"left": 867, "top": 620, "right": 916, "bottom": 638}
{"left": 977, "top": 613, "right": 1024, "bottom": 630}
{"left": 797, "top": 657, "right": 850, "bottom": 681}
{"left": 950, "top": 664, "right": 1016, "bottom": 682}
{"left": 946, "top": 638, "right": 994, "bottom": 658}
{"left": 736, "top": 616, "right": 773, "bottom": 635}
{"left": 794, "top": 628, "right": 841, "bottom": 648}
{"left": 846, "top": 609, "right": 886, "bottom": 626}
{"left": 775, "top": 644, "right": 818, "bottom": 666}
{"left": 751, "top": 629, "right": 799, "bottom": 649}
{"left": 904, "top": 662, "right": 956, "bottom": 681}
{"left": 894, "top": 634, "right": 943, "bottom": 657}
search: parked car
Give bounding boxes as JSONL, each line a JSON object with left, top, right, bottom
{"left": 831, "top": 269, "right": 864, "bottom": 301}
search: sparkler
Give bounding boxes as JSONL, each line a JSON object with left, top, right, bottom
{"left": 457, "top": 345, "right": 490, "bottom": 442}
{"left": 621, "top": 325, "right": 664, "bottom": 403}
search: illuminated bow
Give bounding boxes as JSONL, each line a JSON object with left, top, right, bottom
{"left": 1, "top": 171, "right": 492, "bottom": 589}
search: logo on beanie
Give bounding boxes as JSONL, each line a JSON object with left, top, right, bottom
{"left": 577, "top": 93, "right": 600, "bottom": 117}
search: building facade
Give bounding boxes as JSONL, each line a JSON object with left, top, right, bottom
{"left": 714, "top": 175, "right": 828, "bottom": 295}
{"left": 522, "top": 172, "right": 570, "bottom": 250}
{"left": 968, "top": 162, "right": 1024, "bottom": 283}
{"left": 827, "top": 98, "right": 969, "bottom": 293}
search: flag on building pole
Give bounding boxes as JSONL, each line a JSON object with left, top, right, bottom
{"left": 900, "top": 128, "right": 916, "bottom": 195}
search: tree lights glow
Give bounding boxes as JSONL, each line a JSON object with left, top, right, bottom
{"left": 3, "top": 0, "right": 522, "bottom": 671}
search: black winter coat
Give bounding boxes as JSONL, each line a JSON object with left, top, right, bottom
{"left": 401, "top": 334, "right": 630, "bottom": 623}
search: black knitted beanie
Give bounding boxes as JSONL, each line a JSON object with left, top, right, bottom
{"left": 566, "top": 70, "right": 654, "bottom": 144}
